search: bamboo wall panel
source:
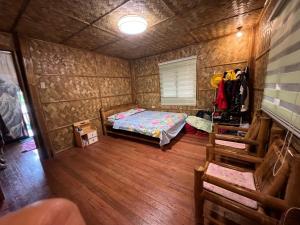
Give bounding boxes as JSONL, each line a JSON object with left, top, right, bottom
{"left": 132, "top": 55, "right": 160, "bottom": 76}
{"left": 191, "top": 9, "right": 261, "bottom": 42}
{"left": 101, "top": 95, "right": 132, "bottom": 108}
{"left": 38, "top": 76, "right": 100, "bottom": 103}
{"left": 100, "top": 78, "right": 131, "bottom": 97}
{"left": 136, "top": 75, "right": 159, "bottom": 94}
{"left": 131, "top": 32, "right": 251, "bottom": 112}
{"left": 254, "top": 0, "right": 276, "bottom": 57}
{"left": 29, "top": 39, "right": 97, "bottom": 76}
{"left": 254, "top": 53, "right": 269, "bottom": 90}
{"left": 159, "top": 45, "right": 200, "bottom": 64}
{"left": 42, "top": 99, "right": 102, "bottom": 130}
{"left": 197, "top": 90, "right": 215, "bottom": 109}
{"left": 252, "top": 0, "right": 276, "bottom": 111}
{"left": 136, "top": 93, "right": 160, "bottom": 107}
{"left": 24, "top": 38, "right": 132, "bottom": 154}
{"left": 198, "top": 30, "right": 250, "bottom": 68}
{"left": 49, "top": 126, "right": 73, "bottom": 152}
{"left": 96, "top": 54, "right": 130, "bottom": 77}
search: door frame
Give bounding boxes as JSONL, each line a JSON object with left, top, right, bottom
{"left": 0, "top": 34, "right": 49, "bottom": 159}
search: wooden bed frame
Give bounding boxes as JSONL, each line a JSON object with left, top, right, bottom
{"left": 100, "top": 104, "right": 164, "bottom": 148}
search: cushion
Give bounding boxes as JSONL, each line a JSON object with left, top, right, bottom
{"left": 215, "top": 139, "right": 246, "bottom": 149}
{"left": 204, "top": 163, "right": 257, "bottom": 209}
{"left": 107, "top": 108, "right": 145, "bottom": 122}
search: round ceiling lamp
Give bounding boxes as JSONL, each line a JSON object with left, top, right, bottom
{"left": 118, "top": 15, "right": 148, "bottom": 35}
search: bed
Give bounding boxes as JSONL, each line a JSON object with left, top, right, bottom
{"left": 100, "top": 104, "right": 187, "bottom": 148}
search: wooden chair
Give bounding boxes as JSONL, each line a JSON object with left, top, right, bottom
{"left": 195, "top": 138, "right": 299, "bottom": 225}
{"left": 209, "top": 111, "right": 272, "bottom": 168}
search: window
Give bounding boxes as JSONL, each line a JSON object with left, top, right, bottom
{"left": 159, "top": 56, "right": 197, "bottom": 106}
{"left": 262, "top": 0, "right": 300, "bottom": 137}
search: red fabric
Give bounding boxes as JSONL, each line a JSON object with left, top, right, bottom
{"left": 216, "top": 80, "right": 228, "bottom": 110}
{"left": 184, "top": 124, "right": 197, "bottom": 134}
{"left": 195, "top": 130, "right": 208, "bottom": 137}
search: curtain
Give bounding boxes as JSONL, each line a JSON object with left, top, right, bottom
{"left": 262, "top": 0, "right": 300, "bottom": 138}
{"left": 0, "top": 51, "right": 27, "bottom": 140}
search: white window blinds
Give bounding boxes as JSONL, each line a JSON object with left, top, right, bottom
{"left": 262, "top": 0, "right": 300, "bottom": 138}
{"left": 159, "top": 56, "right": 197, "bottom": 106}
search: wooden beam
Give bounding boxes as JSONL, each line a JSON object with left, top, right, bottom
{"left": 12, "top": 34, "right": 51, "bottom": 159}
{"left": 10, "top": 0, "right": 31, "bottom": 32}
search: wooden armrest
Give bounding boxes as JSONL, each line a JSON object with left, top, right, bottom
{"left": 215, "top": 133, "right": 259, "bottom": 145}
{"left": 214, "top": 147, "right": 264, "bottom": 164}
{"left": 214, "top": 124, "right": 249, "bottom": 133}
{"left": 202, "top": 174, "right": 289, "bottom": 211}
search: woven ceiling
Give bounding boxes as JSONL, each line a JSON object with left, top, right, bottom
{"left": 1, "top": 0, "right": 265, "bottom": 59}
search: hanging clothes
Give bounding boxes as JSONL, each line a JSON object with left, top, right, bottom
{"left": 216, "top": 79, "right": 228, "bottom": 110}
{"left": 240, "top": 71, "right": 249, "bottom": 112}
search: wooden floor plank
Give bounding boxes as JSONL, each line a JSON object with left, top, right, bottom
{"left": 0, "top": 134, "right": 207, "bottom": 225}
{"left": 60, "top": 149, "right": 194, "bottom": 224}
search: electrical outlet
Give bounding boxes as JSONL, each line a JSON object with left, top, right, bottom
{"left": 40, "top": 82, "right": 46, "bottom": 89}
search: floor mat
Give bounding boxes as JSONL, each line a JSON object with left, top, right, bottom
{"left": 21, "top": 138, "right": 37, "bottom": 153}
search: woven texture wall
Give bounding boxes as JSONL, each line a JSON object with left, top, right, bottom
{"left": 252, "top": 0, "right": 277, "bottom": 111}
{"left": 23, "top": 38, "right": 132, "bottom": 153}
{"left": 131, "top": 32, "right": 251, "bottom": 115}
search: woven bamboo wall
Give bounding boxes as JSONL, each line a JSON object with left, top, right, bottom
{"left": 22, "top": 38, "right": 132, "bottom": 154}
{"left": 252, "top": 0, "right": 277, "bottom": 112}
{"left": 131, "top": 31, "right": 251, "bottom": 115}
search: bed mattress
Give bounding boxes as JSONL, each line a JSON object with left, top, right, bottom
{"left": 112, "top": 111, "right": 187, "bottom": 146}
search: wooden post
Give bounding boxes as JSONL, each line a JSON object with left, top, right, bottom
{"left": 206, "top": 144, "right": 214, "bottom": 162}
{"left": 269, "top": 126, "right": 284, "bottom": 145}
{"left": 256, "top": 117, "right": 271, "bottom": 157}
{"left": 194, "top": 166, "right": 205, "bottom": 225}
{"left": 99, "top": 108, "right": 107, "bottom": 136}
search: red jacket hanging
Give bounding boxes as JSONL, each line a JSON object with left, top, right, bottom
{"left": 216, "top": 79, "right": 228, "bottom": 110}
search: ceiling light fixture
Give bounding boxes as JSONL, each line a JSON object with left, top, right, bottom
{"left": 118, "top": 15, "right": 148, "bottom": 35}
{"left": 236, "top": 26, "right": 243, "bottom": 38}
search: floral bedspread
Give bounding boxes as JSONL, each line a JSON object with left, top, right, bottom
{"left": 112, "top": 111, "right": 187, "bottom": 145}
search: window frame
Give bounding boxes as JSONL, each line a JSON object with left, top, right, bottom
{"left": 158, "top": 56, "right": 197, "bottom": 106}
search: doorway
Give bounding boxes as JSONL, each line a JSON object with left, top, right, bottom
{"left": 0, "top": 50, "right": 38, "bottom": 170}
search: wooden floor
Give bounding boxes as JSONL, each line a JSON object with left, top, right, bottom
{"left": 0, "top": 134, "right": 207, "bottom": 225}
{"left": 0, "top": 139, "right": 52, "bottom": 215}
